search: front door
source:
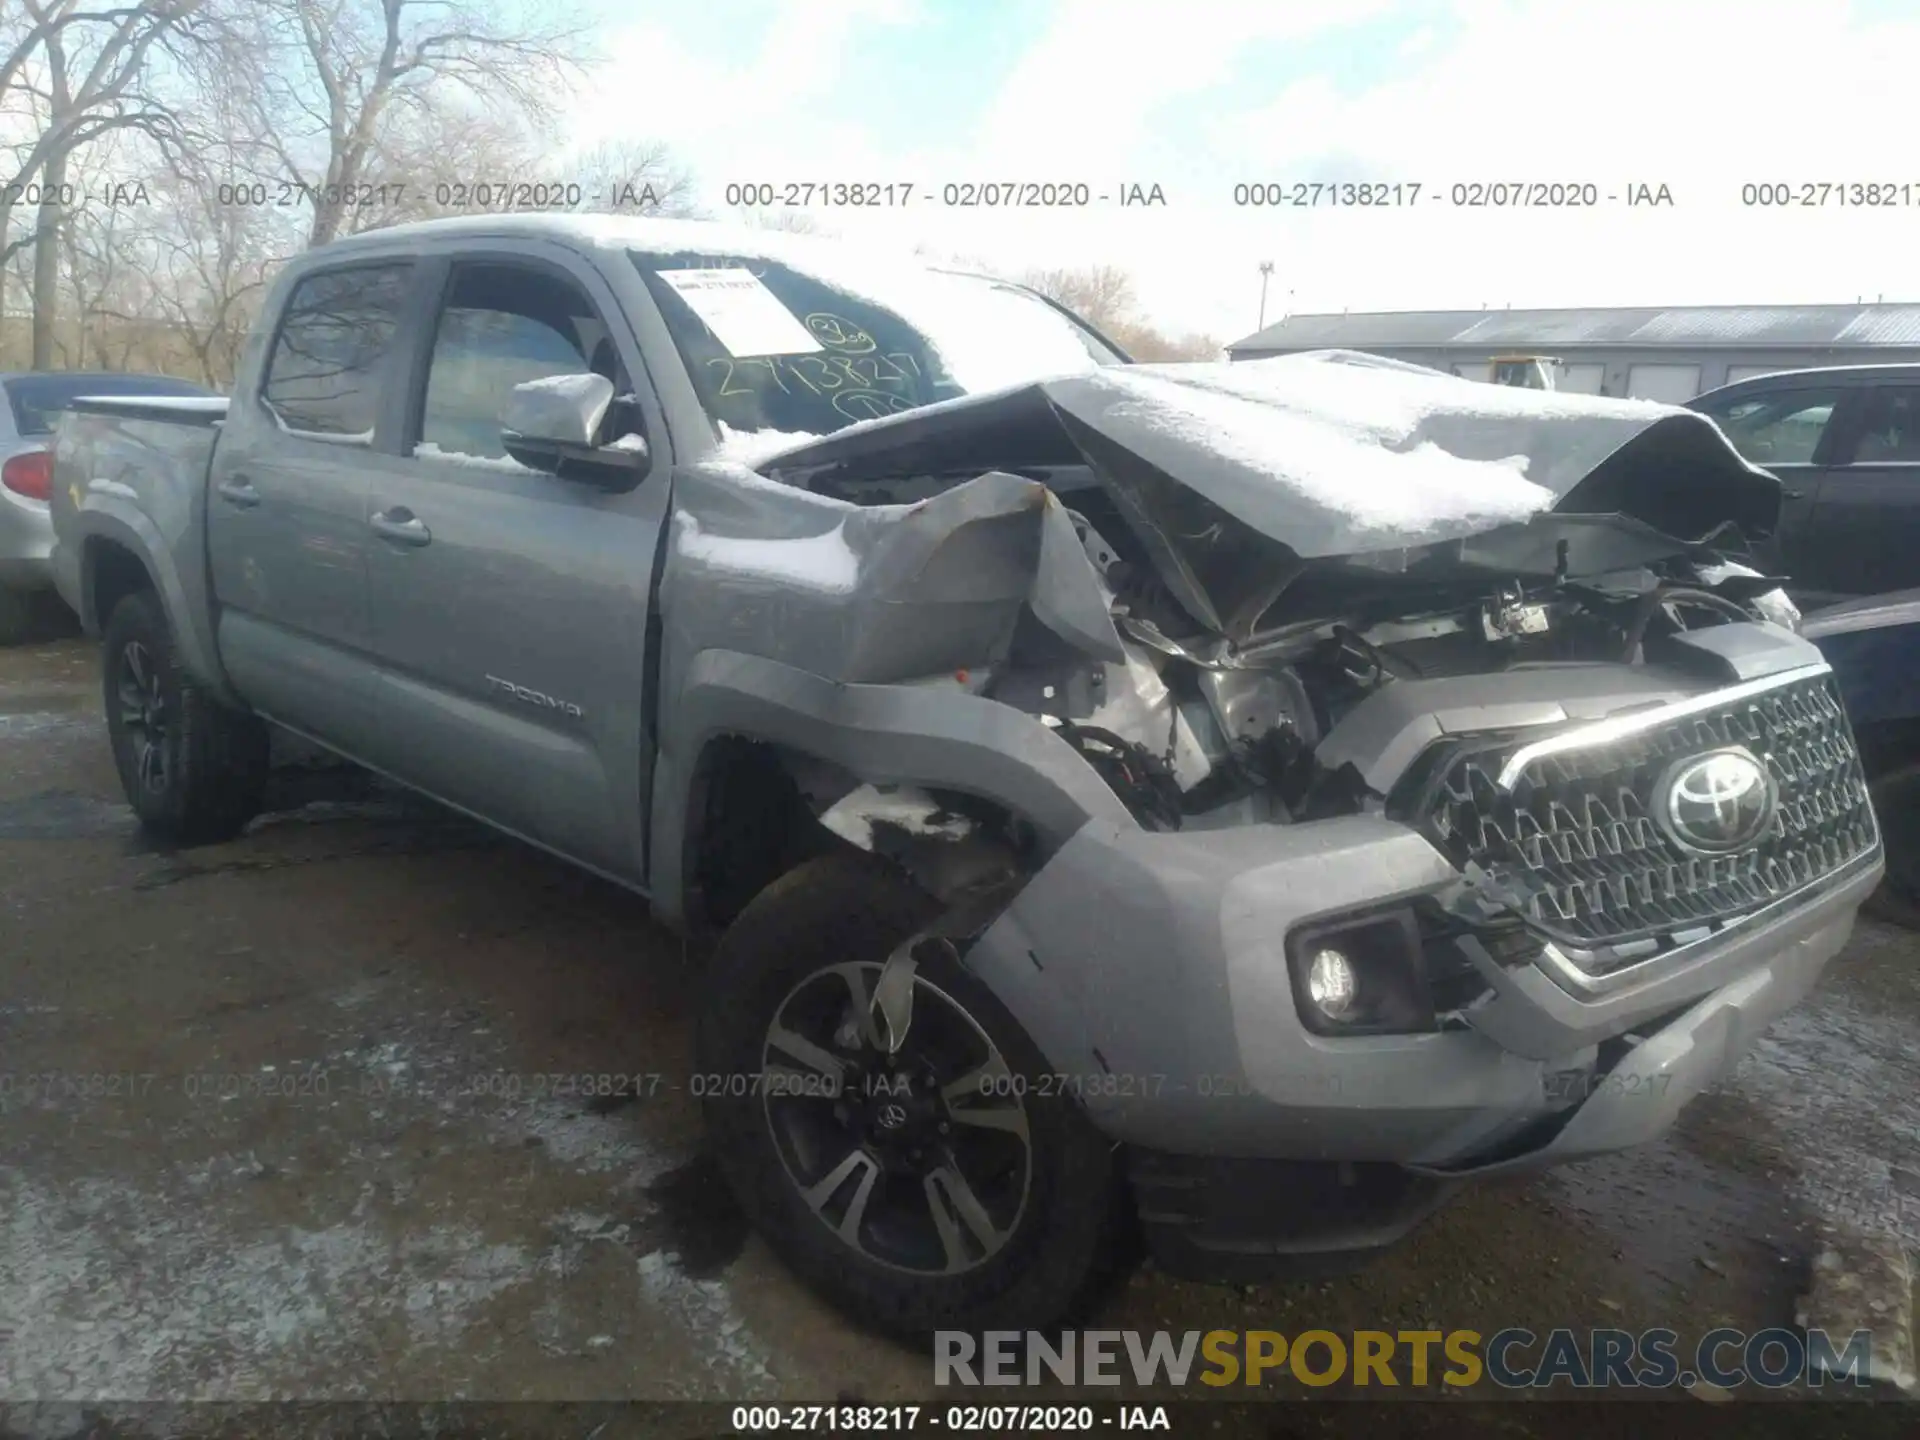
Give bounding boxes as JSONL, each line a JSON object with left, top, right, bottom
{"left": 359, "top": 249, "right": 670, "bottom": 880}
{"left": 206, "top": 260, "right": 416, "bottom": 754}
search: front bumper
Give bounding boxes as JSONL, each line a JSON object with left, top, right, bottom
{"left": 962, "top": 812, "right": 1878, "bottom": 1271}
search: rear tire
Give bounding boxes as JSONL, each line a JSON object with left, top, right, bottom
{"left": 102, "top": 589, "right": 268, "bottom": 844}
{"left": 696, "top": 851, "right": 1122, "bottom": 1337}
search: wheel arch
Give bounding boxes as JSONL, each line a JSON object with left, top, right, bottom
{"left": 76, "top": 510, "right": 237, "bottom": 705}
{"left": 649, "top": 648, "right": 1133, "bottom": 935}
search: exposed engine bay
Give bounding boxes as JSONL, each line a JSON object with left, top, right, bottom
{"left": 970, "top": 492, "right": 1795, "bottom": 832}
{"left": 666, "top": 351, "right": 1798, "bottom": 842}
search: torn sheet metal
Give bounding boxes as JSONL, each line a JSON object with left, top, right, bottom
{"left": 665, "top": 350, "right": 1790, "bottom": 676}
{"left": 819, "top": 783, "right": 975, "bottom": 850}
{"left": 661, "top": 464, "right": 1125, "bottom": 686}
{"left": 750, "top": 350, "right": 1785, "bottom": 639}
{"left": 758, "top": 349, "right": 1784, "bottom": 555}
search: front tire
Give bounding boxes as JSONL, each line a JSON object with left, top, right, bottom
{"left": 102, "top": 589, "right": 268, "bottom": 844}
{"left": 697, "top": 852, "right": 1122, "bottom": 1336}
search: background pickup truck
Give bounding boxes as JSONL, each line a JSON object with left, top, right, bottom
{"left": 50, "top": 213, "right": 1884, "bottom": 1335}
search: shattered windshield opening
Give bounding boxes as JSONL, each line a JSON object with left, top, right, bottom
{"left": 629, "top": 249, "right": 1120, "bottom": 445}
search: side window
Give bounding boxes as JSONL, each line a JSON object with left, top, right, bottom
{"left": 1701, "top": 389, "right": 1840, "bottom": 466}
{"left": 417, "top": 262, "right": 633, "bottom": 463}
{"left": 1852, "top": 387, "right": 1920, "bottom": 463}
{"left": 261, "top": 263, "right": 414, "bottom": 438}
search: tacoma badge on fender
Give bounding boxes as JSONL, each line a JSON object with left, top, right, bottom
{"left": 484, "top": 674, "right": 584, "bottom": 719}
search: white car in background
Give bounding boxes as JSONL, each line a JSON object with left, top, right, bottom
{"left": 0, "top": 370, "right": 214, "bottom": 643}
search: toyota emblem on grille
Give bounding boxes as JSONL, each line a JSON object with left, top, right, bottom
{"left": 1655, "top": 746, "right": 1779, "bottom": 854}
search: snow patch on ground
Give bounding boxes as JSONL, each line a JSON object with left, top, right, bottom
{"left": 546, "top": 1211, "right": 777, "bottom": 1396}
{"left": 0, "top": 978, "right": 774, "bottom": 1404}
{"left": 0, "top": 1173, "right": 529, "bottom": 1400}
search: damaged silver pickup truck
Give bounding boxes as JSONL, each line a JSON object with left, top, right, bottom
{"left": 48, "top": 215, "right": 1882, "bottom": 1335}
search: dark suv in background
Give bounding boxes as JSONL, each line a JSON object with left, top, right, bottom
{"left": 1690, "top": 364, "right": 1920, "bottom": 607}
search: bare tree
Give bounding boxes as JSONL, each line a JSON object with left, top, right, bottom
{"left": 0, "top": 0, "right": 212, "bottom": 362}
{"left": 1021, "top": 264, "right": 1138, "bottom": 333}
{"left": 339, "top": 119, "right": 702, "bottom": 235}
{"left": 746, "top": 208, "right": 830, "bottom": 236}
{"left": 138, "top": 160, "right": 284, "bottom": 383}
{"left": 238, "top": 0, "right": 587, "bottom": 247}
{"left": 566, "top": 137, "right": 699, "bottom": 217}
{"left": 1106, "top": 323, "right": 1221, "bottom": 363}
{"left": 1022, "top": 262, "right": 1219, "bottom": 362}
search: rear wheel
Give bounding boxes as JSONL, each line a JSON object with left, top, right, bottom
{"left": 102, "top": 590, "right": 268, "bottom": 843}
{"left": 696, "top": 852, "right": 1122, "bottom": 1336}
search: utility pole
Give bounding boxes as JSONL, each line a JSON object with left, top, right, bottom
{"left": 1257, "top": 260, "right": 1275, "bottom": 330}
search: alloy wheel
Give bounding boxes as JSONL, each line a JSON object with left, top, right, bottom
{"left": 759, "top": 951, "right": 1033, "bottom": 1276}
{"left": 116, "top": 640, "right": 169, "bottom": 794}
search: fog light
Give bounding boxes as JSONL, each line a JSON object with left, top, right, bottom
{"left": 1307, "top": 948, "right": 1357, "bottom": 1018}
{"left": 1285, "top": 906, "right": 1436, "bottom": 1035}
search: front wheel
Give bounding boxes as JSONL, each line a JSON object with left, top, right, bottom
{"left": 696, "top": 852, "right": 1122, "bottom": 1336}
{"left": 102, "top": 590, "right": 269, "bottom": 844}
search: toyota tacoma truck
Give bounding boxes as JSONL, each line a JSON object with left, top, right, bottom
{"left": 48, "top": 213, "right": 1883, "bottom": 1335}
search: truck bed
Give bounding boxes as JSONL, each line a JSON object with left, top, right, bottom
{"left": 66, "top": 394, "right": 229, "bottom": 426}
{"left": 49, "top": 395, "right": 230, "bottom": 679}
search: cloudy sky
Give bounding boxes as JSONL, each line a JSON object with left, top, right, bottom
{"left": 562, "top": 0, "right": 1918, "bottom": 344}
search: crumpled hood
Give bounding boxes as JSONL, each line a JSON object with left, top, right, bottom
{"left": 726, "top": 350, "right": 1785, "bottom": 645}
{"left": 759, "top": 348, "right": 1783, "bottom": 554}
{"left": 754, "top": 351, "right": 1783, "bottom": 638}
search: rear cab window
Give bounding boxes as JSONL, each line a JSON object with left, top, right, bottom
{"left": 260, "top": 262, "right": 415, "bottom": 441}
{"left": 628, "top": 248, "right": 1119, "bottom": 449}
{"left": 1698, "top": 387, "right": 1842, "bottom": 466}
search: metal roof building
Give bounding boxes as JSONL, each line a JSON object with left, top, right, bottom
{"left": 1226, "top": 303, "right": 1920, "bottom": 401}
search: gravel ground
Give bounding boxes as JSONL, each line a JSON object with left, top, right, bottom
{"left": 2, "top": 631, "right": 1917, "bottom": 1435}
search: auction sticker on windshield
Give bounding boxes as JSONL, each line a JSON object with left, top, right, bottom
{"left": 656, "top": 267, "right": 823, "bottom": 357}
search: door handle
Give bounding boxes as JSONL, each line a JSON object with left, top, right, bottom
{"left": 215, "top": 475, "right": 261, "bottom": 508}
{"left": 370, "top": 508, "right": 432, "bottom": 547}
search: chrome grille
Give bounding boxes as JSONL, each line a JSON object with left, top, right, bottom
{"left": 1421, "top": 669, "right": 1877, "bottom": 955}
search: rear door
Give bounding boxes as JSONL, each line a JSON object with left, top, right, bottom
{"left": 358, "top": 244, "right": 672, "bottom": 880}
{"left": 1801, "top": 383, "right": 1920, "bottom": 598}
{"left": 206, "top": 260, "right": 417, "bottom": 754}
{"left": 1692, "top": 382, "right": 1856, "bottom": 596}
